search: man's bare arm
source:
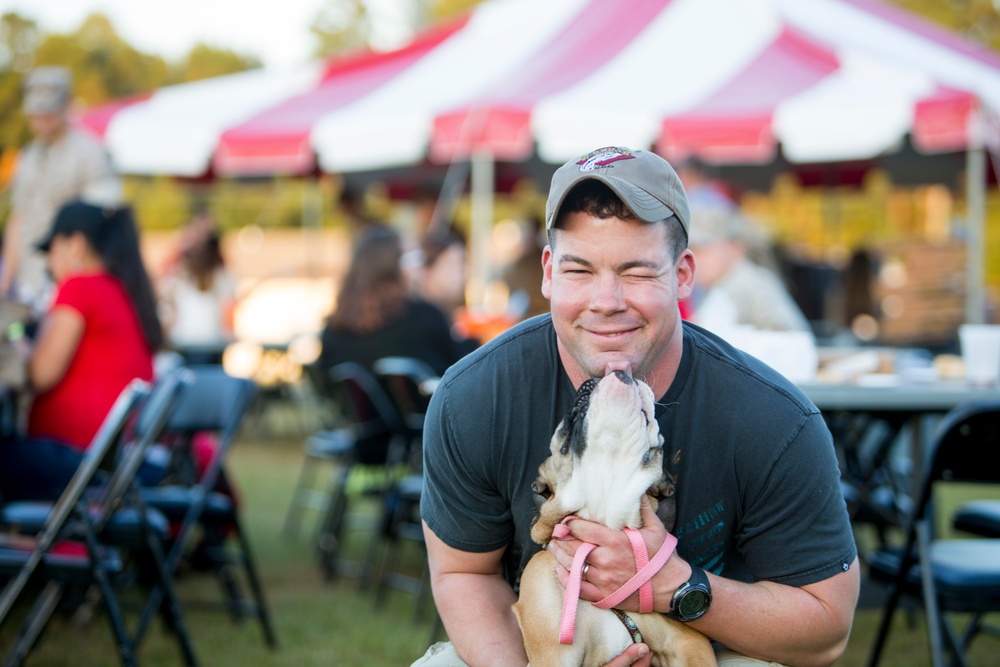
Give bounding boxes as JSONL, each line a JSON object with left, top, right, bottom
{"left": 691, "top": 559, "right": 859, "bottom": 667}
{"left": 552, "top": 498, "right": 859, "bottom": 667}
{"left": 424, "top": 522, "right": 528, "bottom": 667}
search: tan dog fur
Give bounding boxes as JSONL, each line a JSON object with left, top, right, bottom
{"left": 512, "top": 372, "right": 716, "bottom": 667}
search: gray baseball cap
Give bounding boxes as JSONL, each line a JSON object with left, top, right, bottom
{"left": 545, "top": 146, "right": 690, "bottom": 237}
{"left": 23, "top": 66, "right": 72, "bottom": 115}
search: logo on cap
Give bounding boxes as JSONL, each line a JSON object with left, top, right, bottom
{"left": 575, "top": 146, "right": 635, "bottom": 172}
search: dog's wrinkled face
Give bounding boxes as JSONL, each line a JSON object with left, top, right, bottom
{"left": 531, "top": 371, "right": 666, "bottom": 544}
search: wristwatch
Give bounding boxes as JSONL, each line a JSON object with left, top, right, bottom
{"left": 666, "top": 563, "right": 712, "bottom": 622}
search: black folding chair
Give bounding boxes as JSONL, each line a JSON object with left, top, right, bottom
{"left": 953, "top": 499, "right": 1000, "bottom": 539}
{"left": 314, "top": 362, "right": 410, "bottom": 584}
{"left": 282, "top": 361, "right": 355, "bottom": 541}
{"left": 0, "top": 370, "right": 196, "bottom": 667}
{"left": 369, "top": 358, "right": 436, "bottom": 609}
{"left": 865, "top": 400, "right": 1000, "bottom": 667}
{"left": 135, "top": 366, "right": 276, "bottom": 649}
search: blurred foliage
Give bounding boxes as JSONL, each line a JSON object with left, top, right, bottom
{"left": 891, "top": 0, "right": 1000, "bottom": 51}
{"left": 172, "top": 43, "right": 261, "bottom": 83}
{"left": 311, "top": 0, "right": 373, "bottom": 57}
{"left": 428, "top": 0, "right": 485, "bottom": 22}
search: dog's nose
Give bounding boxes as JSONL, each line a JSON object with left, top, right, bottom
{"left": 612, "top": 369, "right": 634, "bottom": 384}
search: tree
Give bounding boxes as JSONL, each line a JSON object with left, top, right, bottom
{"left": 0, "top": 13, "right": 41, "bottom": 148}
{"left": 889, "top": 0, "right": 1000, "bottom": 51}
{"left": 310, "top": 0, "right": 373, "bottom": 58}
{"left": 428, "top": 0, "right": 483, "bottom": 22}
{"left": 173, "top": 43, "right": 261, "bottom": 84}
{"left": 33, "top": 14, "right": 170, "bottom": 105}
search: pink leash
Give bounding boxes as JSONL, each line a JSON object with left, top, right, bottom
{"left": 551, "top": 516, "right": 678, "bottom": 645}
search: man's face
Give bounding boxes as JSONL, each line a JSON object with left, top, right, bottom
{"left": 541, "top": 211, "right": 694, "bottom": 390}
{"left": 27, "top": 111, "right": 67, "bottom": 143}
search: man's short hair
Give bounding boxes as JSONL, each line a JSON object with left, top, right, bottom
{"left": 548, "top": 180, "right": 688, "bottom": 260}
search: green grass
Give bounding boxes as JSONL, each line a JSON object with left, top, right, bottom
{"left": 3, "top": 408, "right": 999, "bottom": 666}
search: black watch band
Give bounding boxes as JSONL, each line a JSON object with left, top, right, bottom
{"left": 666, "top": 563, "right": 712, "bottom": 622}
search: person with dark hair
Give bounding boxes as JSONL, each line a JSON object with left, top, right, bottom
{"left": 159, "top": 210, "right": 237, "bottom": 363}
{"left": 500, "top": 216, "right": 548, "bottom": 321}
{"left": 0, "top": 200, "right": 162, "bottom": 501}
{"left": 417, "top": 226, "right": 468, "bottom": 317}
{"left": 415, "top": 147, "right": 858, "bottom": 667}
{"left": 318, "top": 222, "right": 465, "bottom": 378}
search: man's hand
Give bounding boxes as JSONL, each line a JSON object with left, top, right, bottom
{"left": 548, "top": 494, "right": 680, "bottom": 613}
{"left": 604, "top": 642, "right": 651, "bottom": 667}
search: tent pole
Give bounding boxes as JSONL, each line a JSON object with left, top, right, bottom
{"left": 302, "top": 179, "right": 324, "bottom": 278}
{"left": 965, "top": 107, "right": 986, "bottom": 325}
{"left": 469, "top": 149, "right": 494, "bottom": 309}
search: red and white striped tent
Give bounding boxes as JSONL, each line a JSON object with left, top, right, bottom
{"left": 81, "top": 0, "right": 1000, "bottom": 178}
{"left": 80, "top": 0, "right": 1000, "bottom": 317}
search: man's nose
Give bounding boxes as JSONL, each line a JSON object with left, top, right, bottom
{"left": 589, "top": 274, "right": 626, "bottom": 313}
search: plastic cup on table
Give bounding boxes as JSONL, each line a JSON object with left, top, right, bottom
{"left": 959, "top": 324, "right": 1000, "bottom": 387}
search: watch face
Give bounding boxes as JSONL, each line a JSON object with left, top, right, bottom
{"left": 679, "top": 589, "right": 710, "bottom": 618}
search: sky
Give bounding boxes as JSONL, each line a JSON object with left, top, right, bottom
{"left": 0, "top": 0, "right": 417, "bottom": 69}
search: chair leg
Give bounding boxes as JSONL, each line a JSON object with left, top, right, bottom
{"left": 283, "top": 452, "right": 329, "bottom": 540}
{"left": 867, "top": 566, "right": 909, "bottom": 667}
{"left": 233, "top": 521, "right": 278, "bottom": 648}
{"left": 916, "top": 522, "right": 946, "bottom": 667}
{"left": 427, "top": 611, "right": 445, "bottom": 648}
{"left": 316, "top": 465, "right": 352, "bottom": 580}
{"left": 2, "top": 581, "right": 64, "bottom": 667}
{"left": 141, "top": 525, "right": 201, "bottom": 666}
{"left": 942, "top": 615, "right": 973, "bottom": 667}
{"left": 282, "top": 455, "right": 315, "bottom": 539}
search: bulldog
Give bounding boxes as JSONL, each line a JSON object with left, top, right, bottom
{"left": 513, "top": 370, "right": 716, "bottom": 667}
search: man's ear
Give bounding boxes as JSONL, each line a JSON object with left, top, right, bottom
{"left": 675, "top": 249, "right": 696, "bottom": 302}
{"left": 541, "top": 245, "right": 554, "bottom": 299}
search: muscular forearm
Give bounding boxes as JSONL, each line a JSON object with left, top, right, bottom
{"left": 687, "top": 562, "right": 858, "bottom": 667}
{"left": 433, "top": 571, "right": 527, "bottom": 667}
{"left": 556, "top": 507, "right": 858, "bottom": 667}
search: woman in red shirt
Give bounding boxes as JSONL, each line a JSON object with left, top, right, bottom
{"left": 0, "top": 200, "right": 163, "bottom": 501}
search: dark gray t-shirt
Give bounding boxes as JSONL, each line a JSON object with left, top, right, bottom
{"left": 421, "top": 315, "right": 856, "bottom": 593}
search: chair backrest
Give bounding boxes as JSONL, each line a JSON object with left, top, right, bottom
{"left": 96, "top": 368, "right": 193, "bottom": 527}
{"left": 0, "top": 379, "right": 150, "bottom": 624}
{"left": 146, "top": 365, "right": 257, "bottom": 488}
{"left": 162, "top": 365, "right": 257, "bottom": 437}
{"left": 372, "top": 356, "right": 438, "bottom": 431}
{"left": 909, "top": 400, "right": 1000, "bottom": 535}
{"left": 328, "top": 362, "right": 404, "bottom": 466}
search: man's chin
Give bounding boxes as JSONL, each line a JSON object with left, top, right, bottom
{"left": 583, "top": 352, "right": 637, "bottom": 378}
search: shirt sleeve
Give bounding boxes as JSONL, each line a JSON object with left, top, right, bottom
{"left": 52, "top": 277, "right": 93, "bottom": 319}
{"left": 735, "top": 411, "right": 857, "bottom": 586}
{"left": 421, "top": 372, "right": 515, "bottom": 553}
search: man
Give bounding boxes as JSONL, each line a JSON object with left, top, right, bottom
{"left": 686, "top": 202, "right": 810, "bottom": 335}
{"left": 2, "top": 66, "right": 121, "bottom": 313}
{"left": 417, "top": 146, "right": 858, "bottom": 667}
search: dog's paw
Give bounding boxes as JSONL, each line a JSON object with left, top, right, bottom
{"left": 648, "top": 470, "right": 677, "bottom": 501}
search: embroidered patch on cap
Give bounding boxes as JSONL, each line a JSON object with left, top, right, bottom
{"left": 575, "top": 146, "right": 635, "bottom": 172}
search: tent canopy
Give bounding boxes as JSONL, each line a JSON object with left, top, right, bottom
{"left": 80, "top": 0, "right": 1000, "bottom": 179}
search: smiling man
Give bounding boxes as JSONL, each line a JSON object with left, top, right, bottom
{"left": 416, "top": 147, "right": 858, "bottom": 667}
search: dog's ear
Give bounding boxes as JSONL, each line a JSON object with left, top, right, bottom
{"left": 531, "top": 475, "right": 551, "bottom": 507}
